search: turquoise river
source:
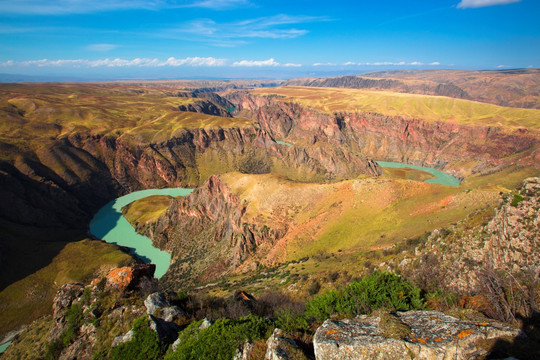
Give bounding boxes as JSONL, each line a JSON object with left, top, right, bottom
{"left": 89, "top": 188, "right": 193, "bottom": 279}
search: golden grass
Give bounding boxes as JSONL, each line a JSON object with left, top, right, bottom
{"left": 0, "top": 83, "right": 252, "bottom": 161}
{"left": 252, "top": 86, "right": 540, "bottom": 129}
{"left": 122, "top": 195, "right": 173, "bottom": 226}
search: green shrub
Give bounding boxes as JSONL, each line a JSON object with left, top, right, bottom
{"left": 109, "top": 317, "right": 163, "bottom": 360}
{"left": 511, "top": 194, "right": 524, "bottom": 207}
{"left": 304, "top": 272, "right": 424, "bottom": 323}
{"left": 166, "top": 315, "right": 272, "bottom": 360}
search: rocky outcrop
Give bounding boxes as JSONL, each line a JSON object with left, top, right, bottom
{"left": 105, "top": 264, "right": 156, "bottom": 291}
{"left": 144, "top": 292, "right": 185, "bottom": 321}
{"left": 485, "top": 177, "right": 540, "bottom": 270}
{"left": 137, "top": 175, "right": 281, "bottom": 287}
{"left": 400, "top": 177, "right": 540, "bottom": 295}
{"left": 313, "top": 311, "right": 520, "bottom": 360}
{"left": 264, "top": 328, "right": 309, "bottom": 360}
{"left": 178, "top": 100, "right": 232, "bottom": 118}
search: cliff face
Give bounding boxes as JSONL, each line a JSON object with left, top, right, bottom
{"left": 228, "top": 92, "right": 539, "bottom": 177}
{"left": 399, "top": 177, "right": 539, "bottom": 302}
{"left": 130, "top": 175, "right": 280, "bottom": 287}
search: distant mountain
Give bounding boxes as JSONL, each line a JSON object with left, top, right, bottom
{"left": 284, "top": 69, "right": 540, "bottom": 109}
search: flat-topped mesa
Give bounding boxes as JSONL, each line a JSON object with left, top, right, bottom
{"left": 130, "top": 175, "right": 281, "bottom": 288}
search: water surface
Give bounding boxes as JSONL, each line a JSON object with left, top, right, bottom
{"left": 0, "top": 341, "right": 11, "bottom": 354}
{"left": 90, "top": 188, "right": 193, "bottom": 278}
{"left": 275, "top": 140, "right": 292, "bottom": 146}
{"left": 377, "top": 161, "right": 460, "bottom": 187}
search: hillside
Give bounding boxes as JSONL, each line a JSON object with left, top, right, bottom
{"left": 284, "top": 69, "right": 540, "bottom": 109}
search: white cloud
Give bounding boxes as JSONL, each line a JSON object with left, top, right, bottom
{"left": 457, "top": 0, "right": 521, "bottom": 9}
{"left": 313, "top": 62, "right": 336, "bottom": 66}
{"left": 232, "top": 58, "right": 280, "bottom": 67}
{"left": 429, "top": 61, "right": 441, "bottom": 65}
{"left": 283, "top": 63, "right": 302, "bottom": 67}
{"left": 409, "top": 61, "right": 424, "bottom": 65}
{"left": 497, "top": 64, "right": 508, "bottom": 68}
{"left": 85, "top": 44, "right": 118, "bottom": 52}
{"left": 1, "top": 57, "right": 226, "bottom": 67}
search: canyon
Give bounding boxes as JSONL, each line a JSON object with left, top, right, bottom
{"left": 0, "top": 74, "right": 539, "bottom": 358}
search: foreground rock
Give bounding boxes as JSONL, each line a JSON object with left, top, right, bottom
{"left": 313, "top": 311, "right": 520, "bottom": 360}
{"left": 105, "top": 264, "right": 156, "bottom": 291}
{"left": 265, "top": 328, "right": 309, "bottom": 360}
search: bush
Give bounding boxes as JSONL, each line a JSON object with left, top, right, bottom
{"left": 510, "top": 194, "right": 524, "bottom": 207}
{"left": 166, "top": 315, "right": 272, "bottom": 360}
{"left": 304, "top": 272, "right": 424, "bottom": 323}
{"left": 109, "top": 317, "right": 163, "bottom": 360}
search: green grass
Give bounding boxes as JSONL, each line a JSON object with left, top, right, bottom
{"left": 0, "top": 239, "right": 133, "bottom": 340}
{"left": 253, "top": 86, "right": 540, "bottom": 129}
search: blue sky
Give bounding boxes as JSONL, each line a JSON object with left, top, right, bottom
{"left": 0, "top": 0, "right": 538, "bottom": 80}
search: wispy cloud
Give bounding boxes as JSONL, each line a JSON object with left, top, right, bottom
{"left": 1, "top": 57, "right": 227, "bottom": 67}
{"left": 456, "top": 0, "right": 521, "bottom": 9}
{"left": 232, "top": 58, "right": 280, "bottom": 67}
{"left": 167, "top": 14, "right": 329, "bottom": 46}
{"left": 0, "top": 0, "right": 249, "bottom": 15}
{"left": 184, "top": 0, "right": 249, "bottom": 9}
{"left": 85, "top": 44, "right": 118, "bottom": 52}
{"left": 341, "top": 61, "right": 437, "bottom": 66}
{"left": 283, "top": 63, "right": 302, "bottom": 67}
{"left": 497, "top": 64, "right": 508, "bottom": 68}
{"left": 313, "top": 62, "right": 336, "bottom": 66}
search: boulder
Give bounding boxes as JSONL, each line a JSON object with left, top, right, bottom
{"left": 199, "top": 318, "right": 212, "bottom": 330}
{"left": 144, "top": 292, "right": 169, "bottom": 315}
{"left": 264, "top": 328, "right": 308, "bottom": 360}
{"left": 313, "top": 311, "right": 521, "bottom": 360}
{"left": 105, "top": 264, "right": 156, "bottom": 291}
{"left": 112, "top": 330, "right": 134, "bottom": 347}
{"left": 234, "top": 340, "right": 254, "bottom": 360}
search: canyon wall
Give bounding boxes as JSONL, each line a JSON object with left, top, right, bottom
{"left": 228, "top": 92, "right": 540, "bottom": 177}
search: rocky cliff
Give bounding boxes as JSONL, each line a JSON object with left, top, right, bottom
{"left": 399, "top": 177, "right": 539, "bottom": 295}
{"left": 227, "top": 91, "right": 539, "bottom": 177}
{"left": 126, "top": 175, "right": 281, "bottom": 288}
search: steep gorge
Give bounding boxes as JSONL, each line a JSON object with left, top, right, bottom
{"left": 228, "top": 91, "right": 540, "bottom": 178}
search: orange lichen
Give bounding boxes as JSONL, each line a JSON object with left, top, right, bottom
{"left": 434, "top": 338, "right": 442, "bottom": 342}
{"left": 457, "top": 330, "right": 474, "bottom": 339}
{"left": 326, "top": 330, "right": 338, "bottom": 336}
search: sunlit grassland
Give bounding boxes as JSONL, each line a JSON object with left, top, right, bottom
{"left": 122, "top": 195, "right": 174, "bottom": 227}
{"left": 252, "top": 86, "right": 540, "bottom": 129}
{"left": 0, "top": 83, "right": 252, "bottom": 161}
{"left": 127, "top": 167, "right": 533, "bottom": 271}
{"left": 0, "top": 239, "right": 133, "bottom": 338}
